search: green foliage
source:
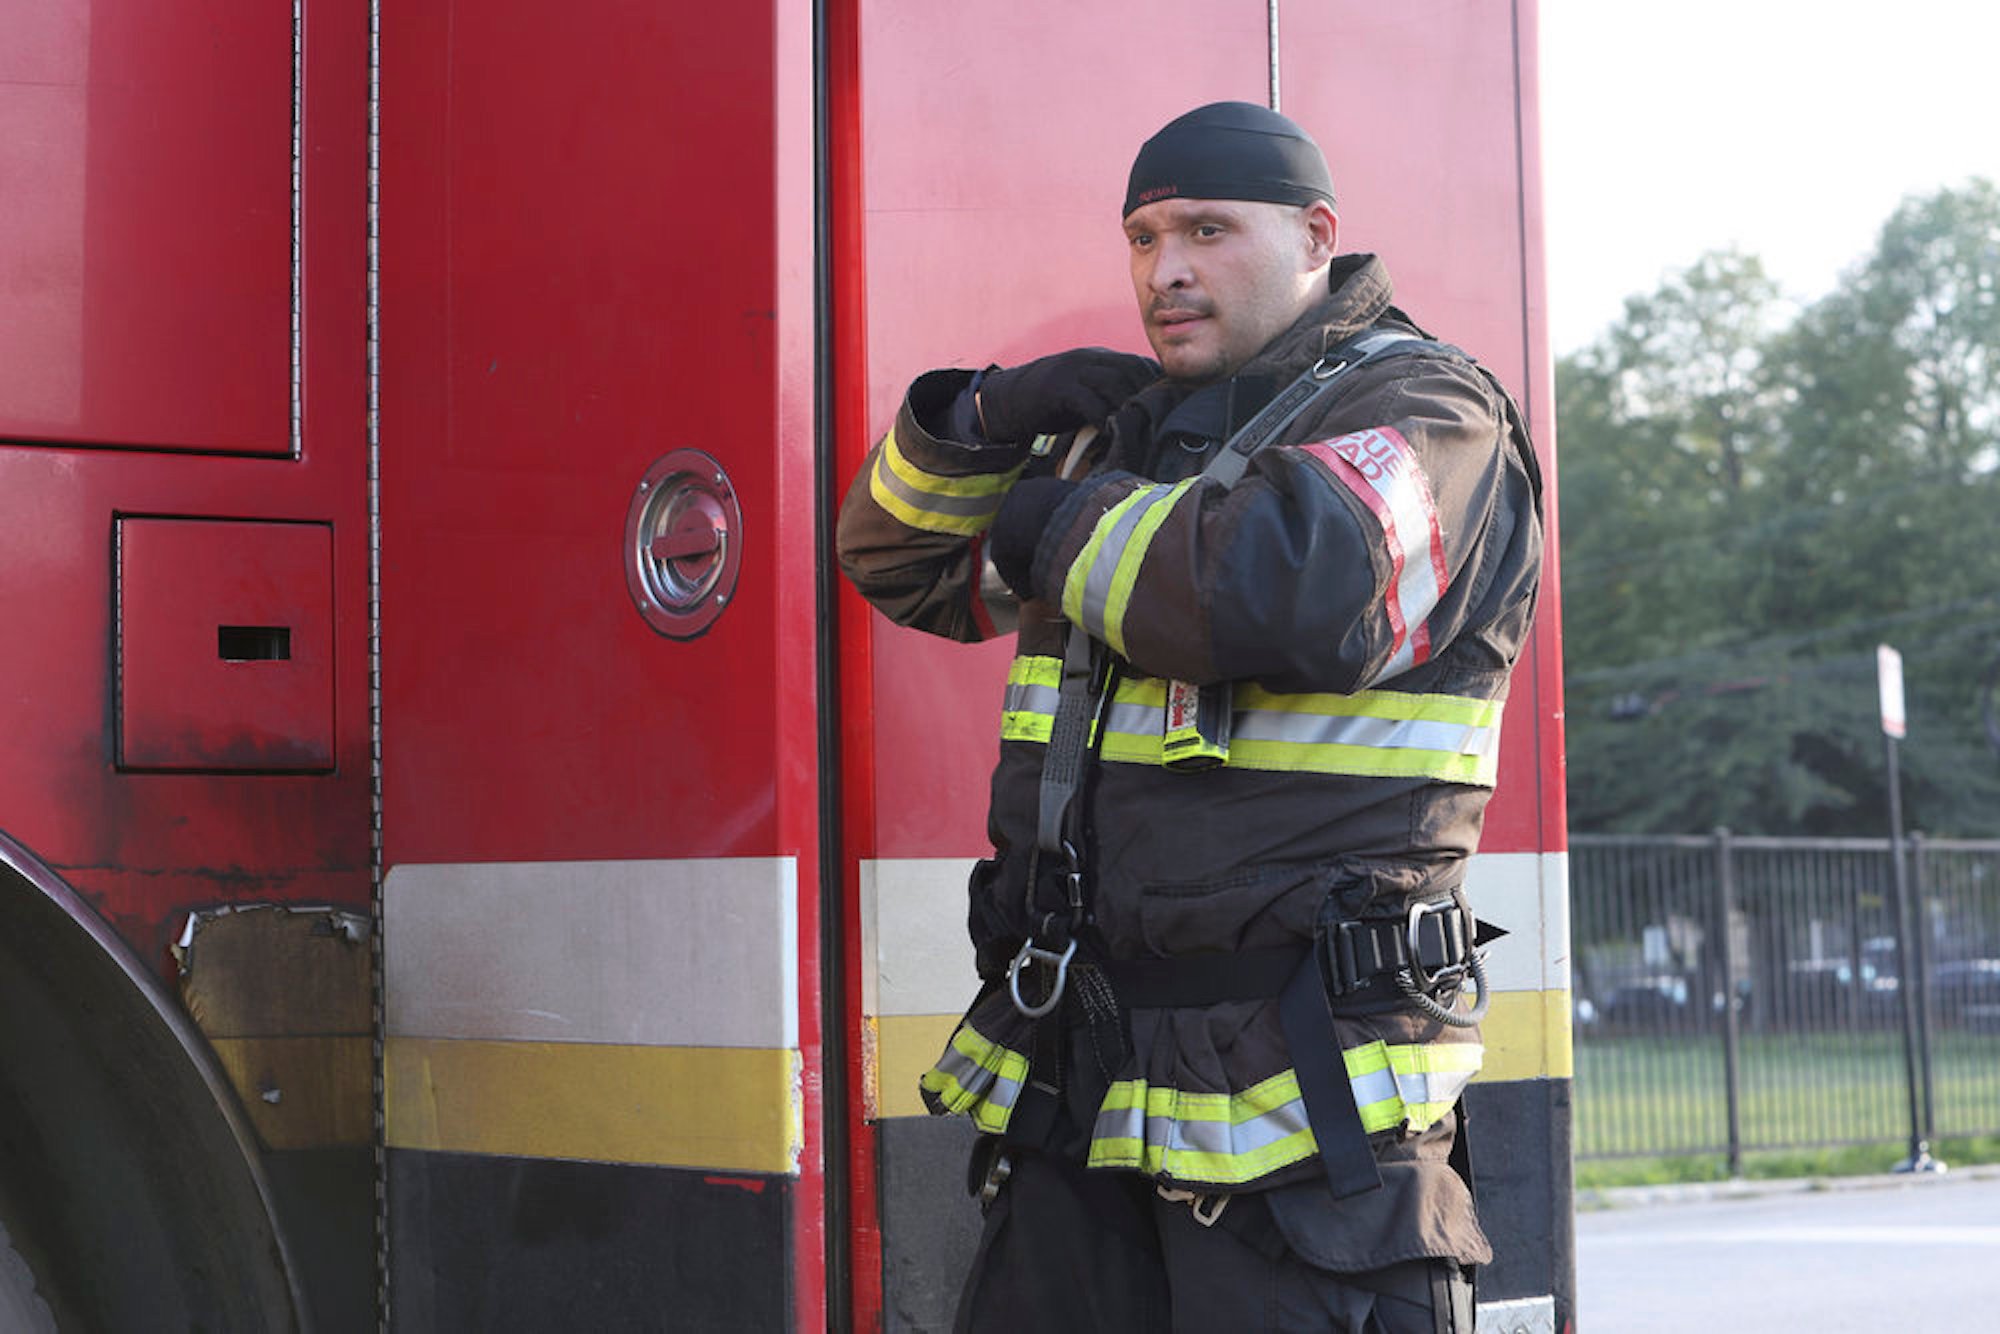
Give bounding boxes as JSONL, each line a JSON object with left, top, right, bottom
{"left": 1560, "top": 183, "right": 2000, "bottom": 836}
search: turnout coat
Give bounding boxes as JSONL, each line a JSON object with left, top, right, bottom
{"left": 836, "top": 254, "right": 1541, "bottom": 1270}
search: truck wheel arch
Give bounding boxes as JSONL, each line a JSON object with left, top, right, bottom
{"left": 0, "top": 832, "right": 308, "bottom": 1332}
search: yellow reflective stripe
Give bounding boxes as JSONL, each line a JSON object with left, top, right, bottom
{"left": 919, "top": 1023, "right": 1028, "bottom": 1135}
{"left": 1238, "top": 685, "right": 1501, "bottom": 728}
{"left": 1345, "top": 1039, "right": 1485, "bottom": 1133}
{"left": 868, "top": 427, "right": 1024, "bottom": 535}
{"left": 1004, "top": 718, "right": 1497, "bottom": 782}
{"left": 1001, "top": 711, "right": 1051, "bottom": 743}
{"left": 1000, "top": 656, "right": 1060, "bottom": 742}
{"left": 1084, "top": 1041, "right": 1483, "bottom": 1183}
{"left": 1060, "top": 480, "right": 1200, "bottom": 657}
{"left": 1061, "top": 486, "right": 1153, "bottom": 632}
{"left": 1226, "top": 738, "right": 1497, "bottom": 783}
{"left": 882, "top": 426, "right": 1022, "bottom": 499}
{"left": 918, "top": 1071, "right": 1015, "bottom": 1135}
{"left": 999, "top": 656, "right": 1502, "bottom": 784}
{"left": 1085, "top": 1069, "right": 1315, "bottom": 1183}
{"left": 1099, "top": 478, "right": 1199, "bottom": 656}
{"left": 1097, "top": 728, "right": 1166, "bottom": 764}
{"left": 918, "top": 1064, "right": 1017, "bottom": 1135}
{"left": 1006, "top": 656, "right": 1062, "bottom": 688}
{"left": 1231, "top": 686, "right": 1502, "bottom": 782}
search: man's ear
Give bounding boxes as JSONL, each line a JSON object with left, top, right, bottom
{"left": 1302, "top": 201, "right": 1339, "bottom": 269}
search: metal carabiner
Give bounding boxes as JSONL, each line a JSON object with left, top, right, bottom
{"left": 1399, "top": 899, "right": 1489, "bottom": 1028}
{"left": 1404, "top": 898, "right": 1462, "bottom": 995}
{"left": 1007, "top": 937, "right": 1077, "bottom": 1018}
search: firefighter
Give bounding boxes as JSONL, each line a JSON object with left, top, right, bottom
{"left": 837, "top": 102, "right": 1543, "bottom": 1333}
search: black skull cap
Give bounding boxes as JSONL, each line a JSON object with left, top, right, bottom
{"left": 1123, "top": 101, "right": 1335, "bottom": 220}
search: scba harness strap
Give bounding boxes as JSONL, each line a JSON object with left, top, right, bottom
{"left": 1007, "top": 325, "right": 1434, "bottom": 1019}
{"left": 999, "top": 326, "right": 1487, "bottom": 1196}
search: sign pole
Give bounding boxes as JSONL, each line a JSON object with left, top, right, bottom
{"left": 1879, "top": 645, "right": 1942, "bottom": 1175}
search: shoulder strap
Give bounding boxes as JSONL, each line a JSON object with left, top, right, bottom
{"left": 1201, "top": 328, "right": 1430, "bottom": 490}
{"left": 1014, "top": 328, "right": 1430, "bottom": 1016}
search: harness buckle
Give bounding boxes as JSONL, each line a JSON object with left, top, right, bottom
{"left": 1064, "top": 864, "right": 1086, "bottom": 916}
{"left": 1008, "top": 937, "right": 1077, "bottom": 1018}
{"left": 1026, "top": 840, "right": 1087, "bottom": 919}
{"left": 1322, "top": 917, "right": 1391, "bottom": 996}
{"left": 977, "top": 1149, "right": 1013, "bottom": 1210}
{"left": 1405, "top": 899, "right": 1468, "bottom": 996}
{"left": 1156, "top": 1185, "right": 1231, "bottom": 1227}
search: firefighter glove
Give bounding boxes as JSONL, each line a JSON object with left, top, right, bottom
{"left": 977, "top": 348, "right": 1158, "bottom": 442}
{"left": 988, "top": 476, "right": 1076, "bottom": 600}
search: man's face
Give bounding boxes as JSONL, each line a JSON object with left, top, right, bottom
{"left": 1124, "top": 198, "right": 1336, "bottom": 385}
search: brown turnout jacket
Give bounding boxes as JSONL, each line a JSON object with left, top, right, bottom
{"left": 837, "top": 254, "right": 1541, "bottom": 1270}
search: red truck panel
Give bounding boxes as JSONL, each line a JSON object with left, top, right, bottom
{"left": 0, "top": 0, "right": 372, "bottom": 959}
{"left": 379, "top": 2, "right": 816, "bottom": 868}
{"left": 854, "top": 0, "right": 1273, "bottom": 862}
{"left": 0, "top": 1, "right": 293, "bottom": 453}
{"left": 118, "top": 518, "right": 335, "bottom": 772}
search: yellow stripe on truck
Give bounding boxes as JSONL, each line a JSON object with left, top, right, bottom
{"left": 384, "top": 1037, "right": 802, "bottom": 1174}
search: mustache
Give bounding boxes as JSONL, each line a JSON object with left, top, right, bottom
{"left": 1148, "top": 297, "right": 1213, "bottom": 319}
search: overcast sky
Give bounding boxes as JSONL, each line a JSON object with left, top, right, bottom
{"left": 1539, "top": 0, "right": 2000, "bottom": 353}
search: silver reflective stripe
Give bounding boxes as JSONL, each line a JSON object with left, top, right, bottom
{"left": 930, "top": 1042, "right": 1023, "bottom": 1112}
{"left": 1349, "top": 1063, "right": 1400, "bottom": 1112}
{"left": 1003, "top": 679, "right": 1060, "bottom": 718}
{"left": 1145, "top": 1100, "right": 1308, "bottom": 1162}
{"left": 872, "top": 456, "right": 1009, "bottom": 524}
{"left": 1076, "top": 485, "right": 1178, "bottom": 637}
{"left": 1234, "top": 707, "right": 1498, "bottom": 758}
{"left": 1396, "top": 1066, "right": 1476, "bottom": 1110}
{"left": 1102, "top": 699, "right": 1160, "bottom": 738}
{"left": 1066, "top": 696, "right": 1494, "bottom": 758}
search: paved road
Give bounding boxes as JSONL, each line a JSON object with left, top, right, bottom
{"left": 1574, "top": 1169, "right": 2000, "bottom": 1331}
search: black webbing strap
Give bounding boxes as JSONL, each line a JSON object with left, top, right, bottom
{"left": 1004, "top": 998, "right": 1067, "bottom": 1149}
{"left": 1006, "top": 627, "right": 1103, "bottom": 1141}
{"left": 1099, "top": 946, "right": 1306, "bottom": 1008}
{"left": 1448, "top": 1089, "right": 1475, "bottom": 1208}
{"left": 1033, "top": 626, "right": 1100, "bottom": 871}
{"left": 1278, "top": 949, "right": 1384, "bottom": 1199}
{"left": 1202, "top": 328, "right": 1428, "bottom": 490}
{"left": 1104, "top": 940, "right": 1432, "bottom": 1012}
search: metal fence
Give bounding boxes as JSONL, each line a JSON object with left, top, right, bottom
{"left": 1570, "top": 833, "right": 2000, "bottom": 1168}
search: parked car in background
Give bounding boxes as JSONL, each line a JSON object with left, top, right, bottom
{"left": 1934, "top": 958, "right": 2000, "bottom": 1029}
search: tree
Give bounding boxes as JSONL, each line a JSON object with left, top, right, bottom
{"left": 1559, "top": 186, "right": 2000, "bottom": 837}
{"left": 1557, "top": 251, "right": 1785, "bottom": 676}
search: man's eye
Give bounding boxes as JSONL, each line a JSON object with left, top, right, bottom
{"left": 1194, "top": 224, "right": 1223, "bottom": 239}
{"left": 1130, "top": 234, "right": 1154, "bottom": 250}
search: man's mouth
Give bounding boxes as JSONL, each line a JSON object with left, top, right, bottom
{"left": 1153, "top": 306, "right": 1209, "bottom": 331}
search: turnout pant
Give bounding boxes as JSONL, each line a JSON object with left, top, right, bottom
{"left": 955, "top": 1146, "right": 1474, "bottom": 1334}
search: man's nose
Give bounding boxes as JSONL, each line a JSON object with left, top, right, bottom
{"left": 1147, "top": 237, "right": 1194, "bottom": 292}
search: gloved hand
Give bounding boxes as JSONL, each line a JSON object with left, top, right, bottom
{"left": 988, "top": 476, "right": 1077, "bottom": 600}
{"left": 977, "top": 348, "right": 1158, "bottom": 442}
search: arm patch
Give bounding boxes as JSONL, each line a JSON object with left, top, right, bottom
{"left": 1295, "top": 427, "right": 1448, "bottom": 681}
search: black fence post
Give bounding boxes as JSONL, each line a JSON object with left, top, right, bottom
{"left": 1714, "top": 827, "right": 1743, "bottom": 1177}
{"left": 1910, "top": 832, "right": 1938, "bottom": 1150}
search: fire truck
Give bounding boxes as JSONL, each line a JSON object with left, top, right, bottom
{"left": 0, "top": 1, "right": 1569, "bottom": 1329}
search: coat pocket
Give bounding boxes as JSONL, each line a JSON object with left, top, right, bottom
{"left": 1135, "top": 860, "right": 1331, "bottom": 957}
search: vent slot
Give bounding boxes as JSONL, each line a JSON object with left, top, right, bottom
{"left": 218, "top": 625, "right": 292, "bottom": 662}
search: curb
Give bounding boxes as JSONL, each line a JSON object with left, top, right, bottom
{"left": 1577, "top": 1160, "right": 2000, "bottom": 1211}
